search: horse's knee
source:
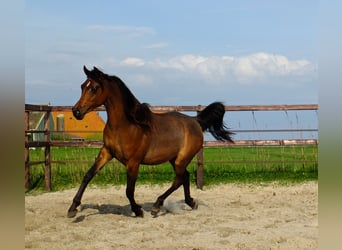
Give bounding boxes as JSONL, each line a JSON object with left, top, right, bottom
{"left": 83, "top": 170, "right": 95, "bottom": 182}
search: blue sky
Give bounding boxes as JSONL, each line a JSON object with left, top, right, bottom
{"left": 26, "top": 0, "right": 318, "bottom": 107}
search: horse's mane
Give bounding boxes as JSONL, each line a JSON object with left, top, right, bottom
{"left": 85, "top": 66, "right": 152, "bottom": 130}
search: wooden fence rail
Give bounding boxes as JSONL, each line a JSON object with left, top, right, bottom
{"left": 25, "top": 104, "right": 318, "bottom": 112}
{"left": 25, "top": 104, "right": 318, "bottom": 190}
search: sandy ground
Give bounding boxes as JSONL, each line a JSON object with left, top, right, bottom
{"left": 25, "top": 182, "right": 317, "bottom": 250}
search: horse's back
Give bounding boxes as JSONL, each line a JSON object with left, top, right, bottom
{"left": 152, "top": 111, "right": 202, "bottom": 140}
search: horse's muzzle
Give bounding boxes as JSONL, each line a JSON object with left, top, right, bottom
{"left": 72, "top": 107, "right": 85, "bottom": 120}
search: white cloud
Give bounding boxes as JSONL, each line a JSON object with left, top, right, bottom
{"left": 117, "top": 52, "right": 316, "bottom": 84}
{"left": 120, "top": 57, "right": 145, "bottom": 67}
{"left": 233, "top": 53, "right": 315, "bottom": 82}
{"left": 153, "top": 54, "right": 207, "bottom": 71}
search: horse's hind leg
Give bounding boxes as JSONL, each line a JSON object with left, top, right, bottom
{"left": 151, "top": 158, "right": 196, "bottom": 216}
{"left": 151, "top": 173, "right": 183, "bottom": 217}
{"left": 183, "top": 169, "right": 198, "bottom": 209}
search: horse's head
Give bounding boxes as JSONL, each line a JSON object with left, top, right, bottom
{"left": 72, "top": 66, "right": 108, "bottom": 120}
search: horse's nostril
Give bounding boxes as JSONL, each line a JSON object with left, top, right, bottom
{"left": 72, "top": 108, "right": 82, "bottom": 119}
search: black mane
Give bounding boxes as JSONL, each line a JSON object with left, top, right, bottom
{"left": 84, "top": 66, "right": 152, "bottom": 130}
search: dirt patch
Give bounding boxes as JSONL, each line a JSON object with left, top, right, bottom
{"left": 25, "top": 182, "right": 318, "bottom": 249}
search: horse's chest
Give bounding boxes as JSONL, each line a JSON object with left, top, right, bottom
{"left": 103, "top": 131, "right": 148, "bottom": 164}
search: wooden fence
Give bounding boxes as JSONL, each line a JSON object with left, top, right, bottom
{"left": 25, "top": 104, "right": 318, "bottom": 190}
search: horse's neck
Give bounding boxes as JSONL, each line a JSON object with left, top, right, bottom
{"left": 104, "top": 84, "right": 140, "bottom": 128}
{"left": 104, "top": 95, "right": 126, "bottom": 126}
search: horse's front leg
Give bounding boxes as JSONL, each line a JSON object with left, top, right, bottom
{"left": 67, "top": 146, "right": 112, "bottom": 218}
{"left": 126, "top": 163, "right": 143, "bottom": 217}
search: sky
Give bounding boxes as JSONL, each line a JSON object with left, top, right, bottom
{"left": 25, "top": 1, "right": 318, "bottom": 139}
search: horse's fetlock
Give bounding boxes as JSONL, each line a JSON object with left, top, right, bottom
{"left": 73, "top": 199, "right": 81, "bottom": 207}
{"left": 157, "top": 197, "right": 164, "bottom": 206}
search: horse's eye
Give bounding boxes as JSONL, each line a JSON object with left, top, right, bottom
{"left": 90, "top": 86, "right": 98, "bottom": 94}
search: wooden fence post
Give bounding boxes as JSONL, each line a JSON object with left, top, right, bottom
{"left": 25, "top": 111, "right": 30, "bottom": 189}
{"left": 44, "top": 110, "right": 51, "bottom": 191}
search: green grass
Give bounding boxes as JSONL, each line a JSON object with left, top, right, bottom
{"left": 26, "top": 145, "right": 317, "bottom": 192}
{"left": 202, "top": 146, "right": 317, "bottom": 182}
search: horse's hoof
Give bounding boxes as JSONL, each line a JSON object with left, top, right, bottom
{"left": 151, "top": 207, "right": 160, "bottom": 218}
{"left": 134, "top": 209, "right": 144, "bottom": 218}
{"left": 67, "top": 209, "right": 78, "bottom": 218}
{"left": 192, "top": 199, "right": 199, "bottom": 210}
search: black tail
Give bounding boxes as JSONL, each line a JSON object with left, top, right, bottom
{"left": 196, "top": 102, "right": 234, "bottom": 142}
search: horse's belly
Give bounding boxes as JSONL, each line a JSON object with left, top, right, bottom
{"left": 142, "top": 144, "right": 179, "bottom": 165}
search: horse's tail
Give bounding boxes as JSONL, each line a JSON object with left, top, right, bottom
{"left": 196, "top": 102, "right": 234, "bottom": 142}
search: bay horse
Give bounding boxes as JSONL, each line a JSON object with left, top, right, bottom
{"left": 67, "top": 66, "right": 234, "bottom": 218}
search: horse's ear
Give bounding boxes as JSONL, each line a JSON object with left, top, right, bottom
{"left": 92, "top": 66, "right": 105, "bottom": 81}
{"left": 83, "top": 65, "right": 90, "bottom": 76}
